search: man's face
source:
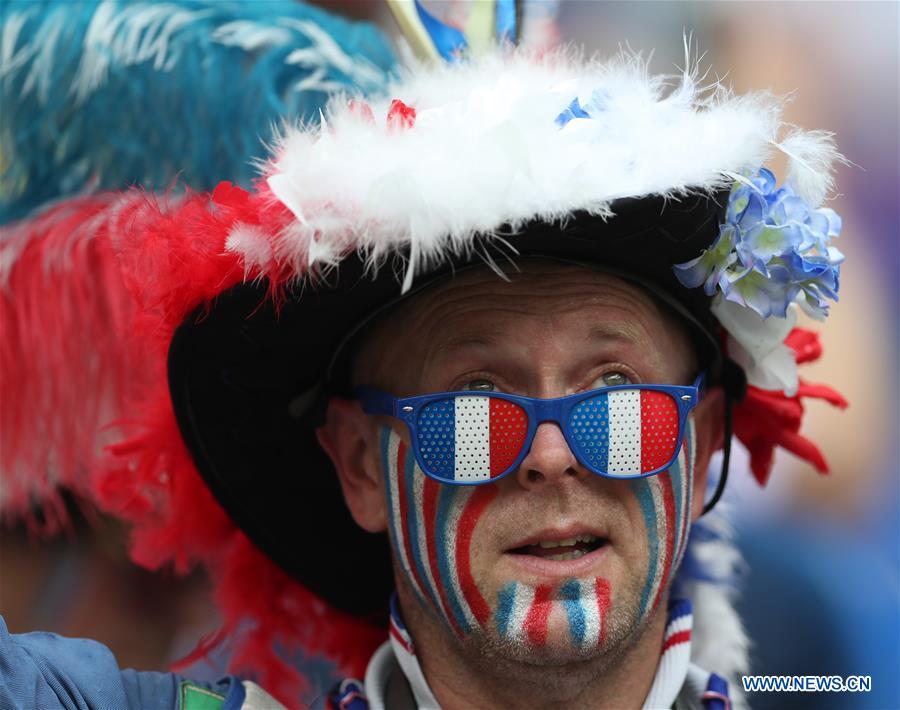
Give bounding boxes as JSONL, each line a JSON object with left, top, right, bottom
{"left": 345, "top": 262, "right": 706, "bottom": 665}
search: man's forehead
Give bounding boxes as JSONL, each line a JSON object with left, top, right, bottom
{"left": 429, "top": 321, "right": 648, "bottom": 358}
{"left": 384, "top": 262, "right": 671, "bottom": 338}
{"left": 352, "top": 260, "right": 695, "bottom": 388}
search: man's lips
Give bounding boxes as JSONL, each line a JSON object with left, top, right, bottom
{"left": 515, "top": 535, "right": 603, "bottom": 560}
{"left": 503, "top": 543, "right": 610, "bottom": 579}
{"left": 506, "top": 525, "right": 610, "bottom": 553}
{"left": 503, "top": 526, "right": 610, "bottom": 576}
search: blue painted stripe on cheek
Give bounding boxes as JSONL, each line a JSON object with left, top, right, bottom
{"left": 496, "top": 582, "right": 517, "bottom": 637}
{"left": 682, "top": 420, "right": 695, "bottom": 553}
{"left": 435, "top": 484, "right": 471, "bottom": 633}
{"left": 631, "top": 477, "right": 659, "bottom": 619}
{"left": 560, "top": 579, "right": 585, "bottom": 646}
{"left": 403, "top": 444, "right": 439, "bottom": 608}
{"left": 669, "top": 455, "right": 684, "bottom": 562}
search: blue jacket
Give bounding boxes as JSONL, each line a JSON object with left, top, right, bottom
{"left": 0, "top": 616, "right": 246, "bottom": 710}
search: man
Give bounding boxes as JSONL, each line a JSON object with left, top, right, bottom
{"left": 1, "top": 2, "right": 846, "bottom": 708}
{"left": 317, "top": 262, "right": 724, "bottom": 708}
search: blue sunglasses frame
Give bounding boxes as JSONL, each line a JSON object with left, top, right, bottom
{"left": 357, "top": 374, "right": 705, "bottom": 485}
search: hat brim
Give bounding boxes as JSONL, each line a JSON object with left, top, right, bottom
{"left": 168, "top": 190, "right": 727, "bottom": 616}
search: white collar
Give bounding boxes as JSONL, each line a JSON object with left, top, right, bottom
{"left": 364, "top": 597, "right": 700, "bottom": 710}
{"left": 643, "top": 599, "right": 693, "bottom": 709}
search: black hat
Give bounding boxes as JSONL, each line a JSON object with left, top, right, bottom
{"left": 168, "top": 193, "right": 729, "bottom": 616}
{"left": 163, "top": 50, "right": 840, "bottom": 615}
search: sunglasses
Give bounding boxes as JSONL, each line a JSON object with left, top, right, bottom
{"left": 357, "top": 374, "right": 704, "bottom": 485}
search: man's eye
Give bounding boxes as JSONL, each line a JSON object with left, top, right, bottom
{"left": 464, "top": 379, "right": 496, "bottom": 392}
{"left": 598, "top": 371, "right": 630, "bottom": 387}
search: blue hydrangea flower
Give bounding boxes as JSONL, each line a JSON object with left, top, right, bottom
{"left": 672, "top": 228, "right": 737, "bottom": 295}
{"left": 673, "top": 168, "right": 842, "bottom": 320}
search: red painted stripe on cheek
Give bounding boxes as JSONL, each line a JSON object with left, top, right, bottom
{"left": 423, "top": 476, "right": 462, "bottom": 636}
{"left": 595, "top": 577, "right": 610, "bottom": 646}
{"left": 455, "top": 485, "right": 497, "bottom": 627}
{"left": 524, "top": 584, "right": 553, "bottom": 646}
{"left": 650, "top": 470, "right": 677, "bottom": 613}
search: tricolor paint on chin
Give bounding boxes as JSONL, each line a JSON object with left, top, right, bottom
{"left": 630, "top": 419, "right": 696, "bottom": 622}
{"left": 380, "top": 427, "right": 496, "bottom": 636}
{"left": 496, "top": 577, "right": 611, "bottom": 648}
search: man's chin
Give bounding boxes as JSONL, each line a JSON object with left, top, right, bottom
{"left": 486, "top": 634, "right": 606, "bottom": 666}
{"left": 464, "top": 598, "right": 642, "bottom": 670}
{"left": 467, "top": 636, "right": 630, "bottom": 681}
{"left": 472, "top": 621, "right": 609, "bottom": 666}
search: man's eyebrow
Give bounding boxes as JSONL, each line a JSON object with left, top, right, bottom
{"left": 431, "top": 324, "right": 645, "bottom": 357}
{"left": 585, "top": 322, "right": 646, "bottom": 344}
{"left": 430, "top": 333, "right": 501, "bottom": 358}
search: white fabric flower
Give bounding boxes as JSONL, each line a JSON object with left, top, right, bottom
{"left": 711, "top": 294, "right": 799, "bottom": 396}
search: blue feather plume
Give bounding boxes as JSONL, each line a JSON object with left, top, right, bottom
{"left": 0, "top": 0, "right": 397, "bottom": 223}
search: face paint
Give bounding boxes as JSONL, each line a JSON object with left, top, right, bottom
{"left": 630, "top": 419, "right": 695, "bottom": 621}
{"left": 561, "top": 577, "right": 610, "bottom": 647}
{"left": 495, "top": 577, "right": 611, "bottom": 649}
{"left": 380, "top": 426, "right": 496, "bottom": 636}
{"left": 380, "top": 418, "right": 695, "bottom": 647}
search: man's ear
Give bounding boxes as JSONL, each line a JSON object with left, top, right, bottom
{"left": 688, "top": 386, "right": 726, "bottom": 521}
{"left": 315, "top": 397, "right": 387, "bottom": 533}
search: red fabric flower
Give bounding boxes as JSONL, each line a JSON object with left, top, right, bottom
{"left": 732, "top": 328, "right": 848, "bottom": 486}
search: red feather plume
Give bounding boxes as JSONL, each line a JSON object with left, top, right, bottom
{"left": 1, "top": 193, "right": 151, "bottom": 532}
{"left": 732, "top": 328, "right": 849, "bottom": 486}
{"left": 2, "top": 185, "right": 384, "bottom": 703}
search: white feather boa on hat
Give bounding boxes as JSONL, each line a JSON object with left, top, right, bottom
{"left": 256, "top": 48, "right": 840, "bottom": 294}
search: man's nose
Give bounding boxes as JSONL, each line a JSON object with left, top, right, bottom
{"left": 515, "top": 421, "right": 587, "bottom": 490}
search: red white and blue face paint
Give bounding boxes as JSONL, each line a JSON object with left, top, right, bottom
{"left": 380, "top": 426, "right": 496, "bottom": 635}
{"left": 495, "top": 577, "right": 611, "bottom": 649}
{"left": 629, "top": 419, "right": 696, "bottom": 622}
{"left": 380, "top": 417, "right": 696, "bottom": 649}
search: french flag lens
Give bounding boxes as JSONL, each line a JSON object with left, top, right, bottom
{"left": 416, "top": 396, "right": 529, "bottom": 482}
{"left": 568, "top": 390, "right": 680, "bottom": 476}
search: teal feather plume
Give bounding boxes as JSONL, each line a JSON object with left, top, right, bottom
{"left": 0, "top": 0, "right": 396, "bottom": 223}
